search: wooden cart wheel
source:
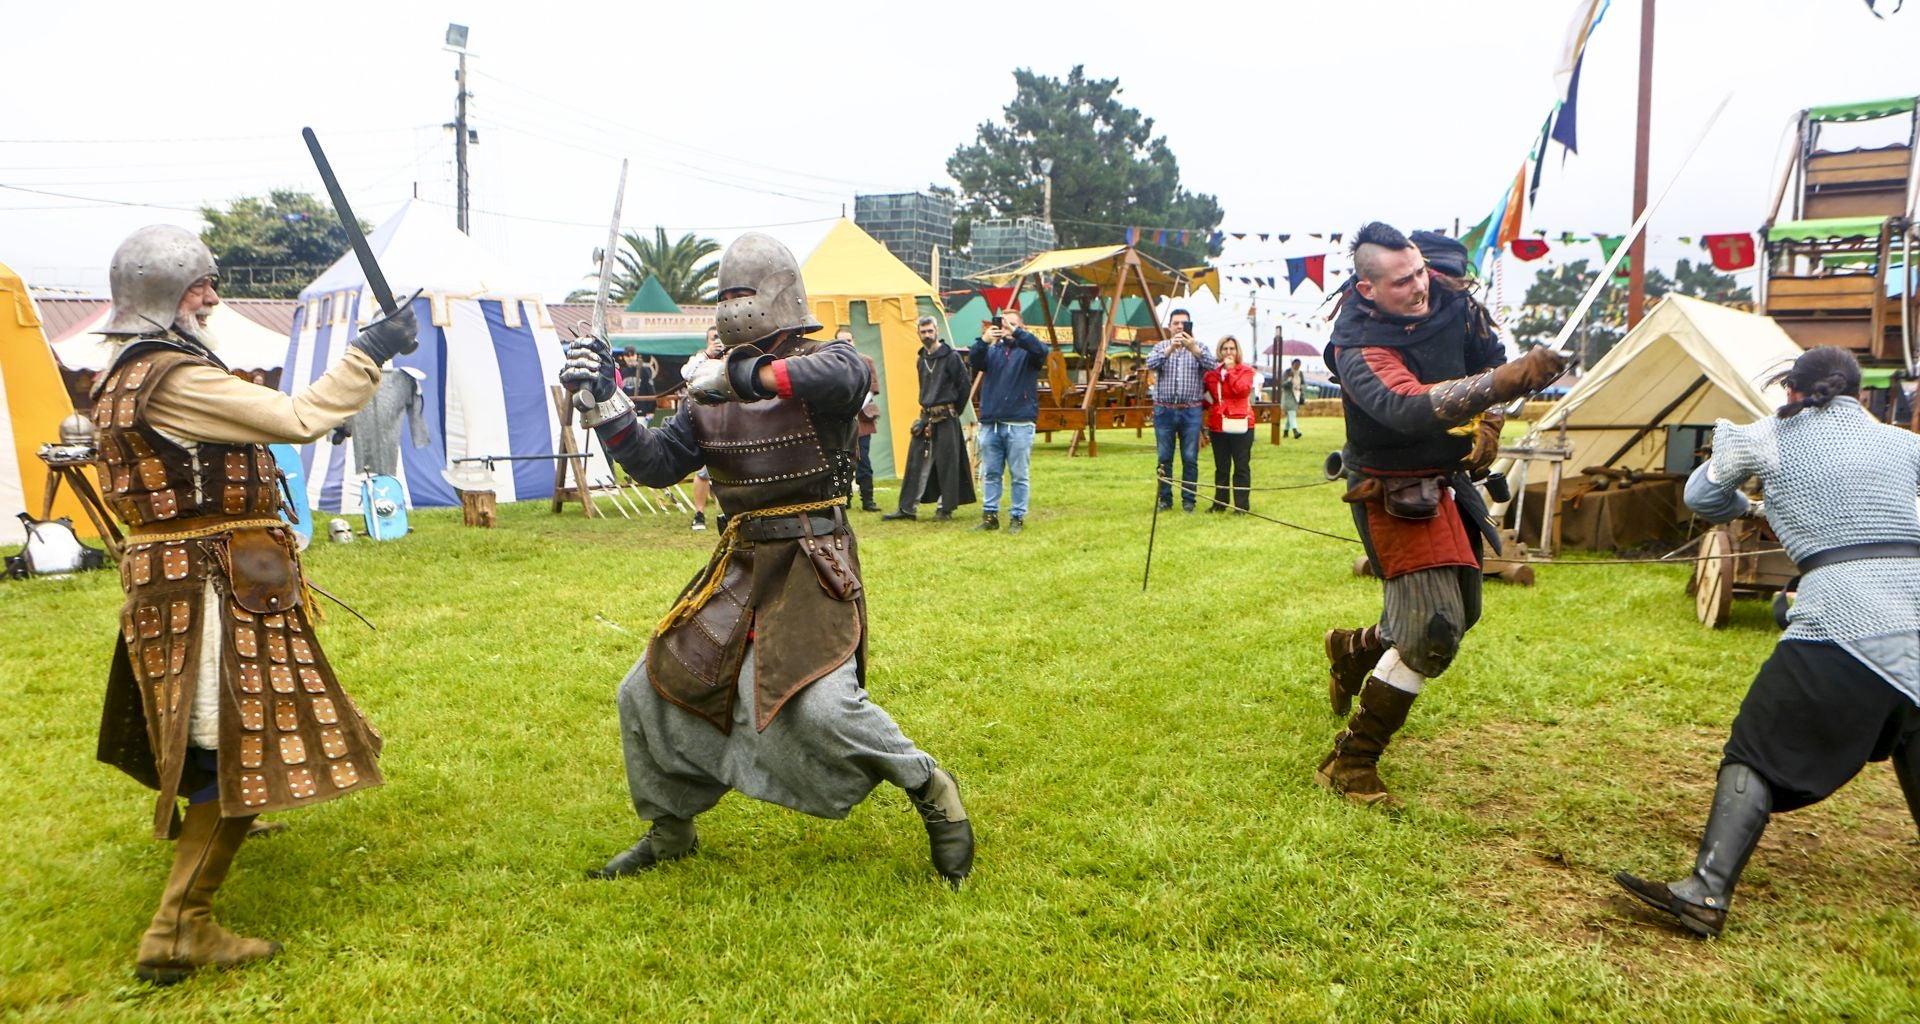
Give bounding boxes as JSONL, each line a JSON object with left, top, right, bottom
{"left": 1695, "top": 528, "right": 1734, "bottom": 628}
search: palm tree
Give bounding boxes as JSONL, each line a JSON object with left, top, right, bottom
{"left": 569, "top": 227, "right": 721, "bottom": 305}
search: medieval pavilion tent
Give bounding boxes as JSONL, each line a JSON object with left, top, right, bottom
{"left": 281, "top": 200, "right": 565, "bottom": 512}
{"left": 799, "top": 219, "right": 952, "bottom": 480}
{"left": 0, "top": 260, "right": 89, "bottom": 545}
{"left": 50, "top": 302, "right": 291, "bottom": 375}
{"left": 1522, "top": 294, "right": 1804, "bottom": 476}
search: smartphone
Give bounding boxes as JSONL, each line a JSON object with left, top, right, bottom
{"left": 990, "top": 316, "right": 1004, "bottom": 328}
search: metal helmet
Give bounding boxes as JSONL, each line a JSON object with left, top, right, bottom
{"left": 714, "top": 232, "right": 821, "bottom": 348}
{"left": 59, "top": 413, "right": 95, "bottom": 445}
{"left": 102, "top": 225, "right": 217, "bottom": 336}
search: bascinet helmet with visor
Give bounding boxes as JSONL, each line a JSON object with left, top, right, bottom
{"left": 714, "top": 231, "right": 822, "bottom": 348}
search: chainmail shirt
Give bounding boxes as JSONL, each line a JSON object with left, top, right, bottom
{"left": 1701, "top": 398, "right": 1920, "bottom": 702}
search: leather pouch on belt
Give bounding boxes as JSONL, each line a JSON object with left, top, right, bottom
{"left": 802, "top": 534, "right": 862, "bottom": 602}
{"left": 228, "top": 527, "right": 302, "bottom": 613}
{"left": 1383, "top": 476, "right": 1442, "bottom": 520}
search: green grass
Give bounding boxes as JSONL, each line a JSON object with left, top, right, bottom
{"left": 3, "top": 421, "right": 1917, "bottom": 1022}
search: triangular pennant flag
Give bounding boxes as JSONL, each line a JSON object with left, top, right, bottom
{"left": 1155, "top": 230, "right": 1167, "bottom": 245}
{"left": 1126, "top": 227, "right": 1139, "bottom": 245}
{"left": 1551, "top": 49, "right": 1584, "bottom": 154}
{"left": 1257, "top": 233, "right": 1270, "bottom": 242}
{"left": 1178, "top": 230, "right": 1190, "bottom": 245}
{"left": 1309, "top": 233, "right": 1324, "bottom": 240}
{"left": 1678, "top": 236, "right": 1693, "bottom": 245}
{"left": 1277, "top": 234, "right": 1291, "bottom": 243}
{"left": 1285, "top": 257, "right": 1308, "bottom": 292}
{"left": 980, "top": 286, "right": 1020, "bottom": 313}
{"left": 1703, "top": 232, "right": 1757, "bottom": 271}
{"left": 1231, "top": 232, "right": 1247, "bottom": 240}
{"left": 1508, "top": 238, "right": 1550, "bottom": 261}
{"left": 1330, "top": 232, "right": 1343, "bottom": 243}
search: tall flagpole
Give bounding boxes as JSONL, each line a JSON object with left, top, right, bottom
{"left": 1627, "top": 0, "right": 1655, "bottom": 328}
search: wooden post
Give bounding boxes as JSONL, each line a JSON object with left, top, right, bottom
{"left": 459, "top": 488, "right": 496, "bottom": 527}
{"left": 1626, "top": 0, "right": 1655, "bottom": 329}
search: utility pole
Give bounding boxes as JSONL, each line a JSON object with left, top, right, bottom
{"left": 1039, "top": 157, "right": 1055, "bottom": 225}
{"left": 1627, "top": 0, "right": 1654, "bottom": 328}
{"left": 445, "top": 24, "right": 474, "bottom": 235}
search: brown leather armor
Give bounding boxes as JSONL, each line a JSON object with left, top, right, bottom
{"left": 92, "top": 347, "right": 383, "bottom": 837}
{"left": 646, "top": 345, "right": 865, "bottom": 734}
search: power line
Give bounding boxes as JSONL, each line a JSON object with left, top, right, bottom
{"left": 0, "top": 182, "right": 201, "bottom": 212}
{"left": 0, "top": 126, "right": 432, "bottom": 145}
{"left": 471, "top": 70, "right": 916, "bottom": 194}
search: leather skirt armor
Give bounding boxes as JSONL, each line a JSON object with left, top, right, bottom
{"left": 646, "top": 353, "right": 867, "bottom": 735}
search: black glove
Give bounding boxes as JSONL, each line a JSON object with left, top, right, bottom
{"left": 560, "top": 336, "right": 617, "bottom": 404}
{"left": 350, "top": 300, "right": 420, "bottom": 365}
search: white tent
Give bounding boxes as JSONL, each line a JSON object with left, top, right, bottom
{"left": 1519, "top": 294, "right": 1805, "bottom": 476}
{"left": 281, "top": 200, "right": 564, "bottom": 512}
{"left": 50, "top": 302, "right": 290, "bottom": 372}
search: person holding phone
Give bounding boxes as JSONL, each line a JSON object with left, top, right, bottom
{"left": 1145, "top": 308, "right": 1216, "bottom": 512}
{"left": 1203, "top": 335, "right": 1255, "bottom": 513}
{"left": 968, "top": 308, "right": 1048, "bottom": 533}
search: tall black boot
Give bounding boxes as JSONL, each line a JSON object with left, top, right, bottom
{"left": 588, "top": 816, "right": 699, "bottom": 879}
{"left": 1615, "top": 762, "right": 1771, "bottom": 937}
{"left": 908, "top": 767, "right": 974, "bottom": 889}
{"left": 1892, "top": 741, "right": 1920, "bottom": 842}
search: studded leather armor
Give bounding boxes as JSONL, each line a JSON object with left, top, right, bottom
{"left": 92, "top": 346, "right": 384, "bottom": 836}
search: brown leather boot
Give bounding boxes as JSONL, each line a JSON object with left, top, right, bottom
{"left": 1315, "top": 677, "right": 1417, "bottom": 810}
{"left": 1324, "top": 625, "right": 1385, "bottom": 716}
{"left": 135, "top": 801, "right": 281, "bottom": 985}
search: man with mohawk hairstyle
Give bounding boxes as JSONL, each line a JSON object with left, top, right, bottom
{"left": 1314, "top": 222, "right": 1564, "bottom": 810}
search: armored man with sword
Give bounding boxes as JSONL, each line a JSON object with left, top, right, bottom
{"left": 91, "top": 225, "right": 417, "bottom": 983}
{"left": 1314, "top": 223, "right": 1565, "bottom": 810}
{"left": 561, "top": 232, "right": 975, "bottom": 887}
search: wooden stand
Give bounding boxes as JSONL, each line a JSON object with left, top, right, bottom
{"left": 38, "top": 457, "right": 123, "bottom": 560}
{"left": 1499, "top": 430, "right": 1573, "bottom": 559}
{"left": 549, "top": 385, "right": 599, "bottom": 518}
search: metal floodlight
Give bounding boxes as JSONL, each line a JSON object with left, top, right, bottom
{"left": 1039, "top": 157, "right": 1054, "bottom": 175}
{"left": 445, "top": 23, "right": 469, "bottom": 50}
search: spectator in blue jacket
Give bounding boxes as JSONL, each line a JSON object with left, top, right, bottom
{"left": 967, "top": 308, "right": 1049, "bottom": 534}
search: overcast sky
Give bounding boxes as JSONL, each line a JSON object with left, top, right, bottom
{"left": 5, "top": 0, "right": 1916, "bottom": 332}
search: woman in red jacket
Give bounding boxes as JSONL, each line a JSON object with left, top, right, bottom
{"left": 1204, "top": 336, "right": 1256, "bottom": 513}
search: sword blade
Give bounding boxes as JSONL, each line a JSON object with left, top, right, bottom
{"left": 593, "top": 160, "right": 629, "bottom": 340}
{"left": 302, "top": 127, "right": 397, "bottom": 317}
{"left": 1551, "top": 93, "right": 1733, "bottom": 356}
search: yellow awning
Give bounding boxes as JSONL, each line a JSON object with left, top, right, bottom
{"left": 979, "top": 244, "right": 1179, "bottom": 292}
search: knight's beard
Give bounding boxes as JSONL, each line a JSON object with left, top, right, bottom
{"left": 175, "top": 308, "right": 218, "bottom": 350}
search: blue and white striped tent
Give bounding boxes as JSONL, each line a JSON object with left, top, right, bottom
{"left": 281, "top": 200, "right": 565, "bottom": 512}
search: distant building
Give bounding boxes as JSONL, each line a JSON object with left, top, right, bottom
{"left": 944, "top": 217, "right": 1060, "bottom": 296}
{"left": 854, "top": 192, "right": 954, "bottom": 293}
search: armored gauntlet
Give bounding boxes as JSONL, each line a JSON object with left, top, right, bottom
{"left": 1426, "top": 345, "right": 1565, "bottom": 425}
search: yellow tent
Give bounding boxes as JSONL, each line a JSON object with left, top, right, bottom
{"left": 1, "top": 260, "right": 89, "bottom": 545}
{"left": 801, "top": 219, "right": 955, "bottom": 480}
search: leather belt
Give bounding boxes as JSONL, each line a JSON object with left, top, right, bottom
{"left": 1156, "top": 402, "right": 1202, "bottom": 410}
{"left": 739, "top": 511, "right": 843, "bottom": 542}
{"left": 127, "top": 515, "right": 286, "bottom": 543}
{"left": 1797, "top": 541, "right": 1920, "bottom": 573}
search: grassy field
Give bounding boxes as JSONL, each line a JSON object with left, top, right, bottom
{"left": 3, "top": 421, "right": 1917, "bottom": 1023}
